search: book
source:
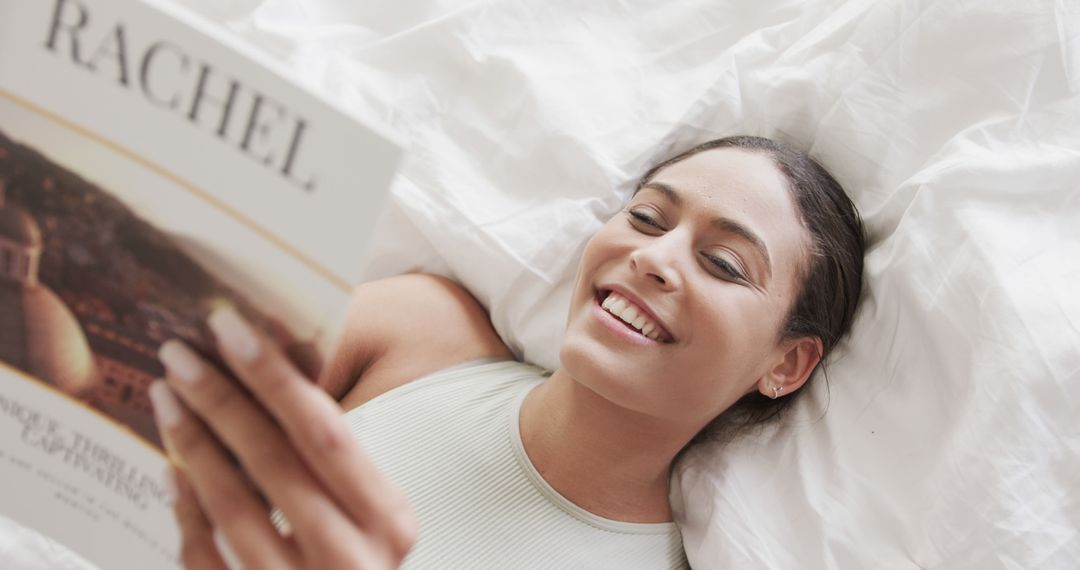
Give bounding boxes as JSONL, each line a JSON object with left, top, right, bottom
{"left": 0, "top": 0, "right": 403, "bottom": 567}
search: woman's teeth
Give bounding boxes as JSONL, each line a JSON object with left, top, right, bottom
{"left": 601, "top": 292, "right": 662, "bottom": 341}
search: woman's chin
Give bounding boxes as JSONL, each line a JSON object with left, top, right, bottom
{"left": 558, "top": 334, "right": 653, "bottom": 407}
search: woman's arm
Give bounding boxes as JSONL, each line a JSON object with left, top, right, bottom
{"left": 317, "top": 273, "right": 514, "bottom": 409}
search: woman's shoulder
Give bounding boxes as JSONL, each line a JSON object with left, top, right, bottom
{"left": 320, "top": 273, "right": 515, "bottom": 411}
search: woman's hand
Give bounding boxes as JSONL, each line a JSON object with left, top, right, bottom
{"left": 149, "top": 307, "right": 417, "bottom": 569}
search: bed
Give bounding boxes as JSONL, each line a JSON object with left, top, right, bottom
{"left": 3, "top": 0, "right": 1078, "bottom": 567}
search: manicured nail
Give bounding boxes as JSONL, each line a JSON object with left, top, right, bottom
{"left": 208, "top": 307, "right": 260, "bottom": 363}
{"left": 148, "top": 381, "right": 182, "bottom": 429}
{"left": 213, "top": 528, "right": 243, "bottom": 569}
{"left": 158, "top": 340, "right": 203, "bottom": 383}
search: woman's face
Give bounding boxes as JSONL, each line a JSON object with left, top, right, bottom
{"left": 560, "top": 148, "right": 814, "bottom": 430}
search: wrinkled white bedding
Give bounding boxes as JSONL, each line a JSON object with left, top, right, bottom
{"left": 4, "top": 0, "right": 1078, "bottom": 568}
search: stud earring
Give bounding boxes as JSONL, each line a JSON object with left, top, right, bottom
{"left": 772, "top": 386, "right": 783, "bottom": 399}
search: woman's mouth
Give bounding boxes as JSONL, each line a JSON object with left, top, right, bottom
{"left": 593, "top": 289, "right": 673, "bottom": 344}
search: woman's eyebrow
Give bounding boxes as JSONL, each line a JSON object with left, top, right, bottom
{"left": 640, "top": 181, "right": 773, "bottom": 279}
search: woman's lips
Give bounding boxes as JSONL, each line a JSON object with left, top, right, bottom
{"left": 591, "top": 290, "right": 667, "bottom": 346}
{"left": 594, "top": 288, "right": 674, "bottom": 342}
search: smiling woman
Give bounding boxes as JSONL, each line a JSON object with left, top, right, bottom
{"left": 150, "top": 135, "right": 865, "bottom": 569}
{"left": 558, "top": 136, "right": 864, "bottom": 462}
{"left": 628, "top": 136, "right": 866, "bottom": 446}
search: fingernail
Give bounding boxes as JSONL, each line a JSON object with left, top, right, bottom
{"left": 208, "top": 307, "right": 260, "bottom": 363}
{"left": 213, "top": 528, "right": 243, "bottom": 570}
{"left": 158, "top": 340, "right": 203, "bottom": 383}
{"left": 149, "top": 381, "right": 182, "bottom": 429}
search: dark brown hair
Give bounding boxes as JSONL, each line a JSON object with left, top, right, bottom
{"left": 638, "top": 135, "right": 866, "bottom": 445}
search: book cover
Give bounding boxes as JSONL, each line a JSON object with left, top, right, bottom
{"left": 0, "top": 0, "right": 403, "bottom": 567}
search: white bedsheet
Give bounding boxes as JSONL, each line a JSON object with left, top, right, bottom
{"left": 4, "top": 0, "right": 1078, "bottom": 568}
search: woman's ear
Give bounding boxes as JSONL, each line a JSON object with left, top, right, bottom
{"left": 756, "top": 336, "right": 823, "bottom": 399}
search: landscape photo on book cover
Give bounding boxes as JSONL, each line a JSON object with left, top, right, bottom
{"left": 0, "top": 126, "right": 320, "bottom": 450}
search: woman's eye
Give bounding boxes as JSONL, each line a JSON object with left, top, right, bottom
{"left": 705, "top": 254, "right": 745, "bottom": 281}
{"left": 628, "top": 209, "right": 664, "bottom": 230}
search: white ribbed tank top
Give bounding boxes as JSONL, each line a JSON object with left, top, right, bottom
{"left": 344, "top": 359, "right": 688, "bottom": 569}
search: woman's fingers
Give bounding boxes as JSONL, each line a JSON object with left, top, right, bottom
{"left": 157, "top": 339, "right": 359, "bottom": 548}
{"left": 168, "top": 467, "right": 229, "bottom": 570}
{"left": 149, "top": 381, "right": 299, "bottom": 569}
{"left": 205, "top": 308, "right": 417, "bottom": 554}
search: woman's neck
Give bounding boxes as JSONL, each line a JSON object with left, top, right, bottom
{"left": 518, "top": 367, "right": 694, "bottom": 524}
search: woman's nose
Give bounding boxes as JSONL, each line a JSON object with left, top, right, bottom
{"left": 628, "top": 236, "right": 682, "bottom": 291}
